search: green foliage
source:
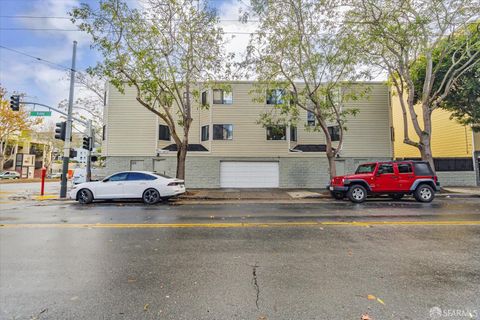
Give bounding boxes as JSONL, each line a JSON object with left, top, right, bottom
{"left": 70, "top": 0, "right": 225, "bottom": 139}
{"left": 244, "top": 0, "right": 369, "bottom": 155}
{"left": 410, "top": 22, "right": 480, "bottom": 130}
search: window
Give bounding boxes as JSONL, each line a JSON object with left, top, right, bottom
{"left": 201, "top": 125, "right": 209, "bottom": 141}
{"left": 307, "top": 111, "right": 315, "bottom": 126}
{"left": 213, "top": 124, "right": 233, "bottom": 140}
{"left": 159, "top": 125, "right": 170, "bottom": 141}
{"left": 378, "top": 163, "right": 394, "bottom": 174}
{"left": 266, "top": 126, "right": 286, "bottom": 140}
{"left": 102, "top": 125, "right": 106, "bottom": 141}
{"left": 266, "top": 89, "right": 284, "bottom": 105}
{"left": 201, "top": 91, "right": 208, "bottom": 106}
{"left": 127, "top": 172, "right": 157, "bottom": 181}
{"left": 290, "top": 126, "right": 297, "bottom": 141}
{"left": 328, "top": 126, "right": 340, "bottom": 141}
{"left": 106, "top": 172, "right": 128, "bottom": 182}
{"left": 398, "top": 163, "right": 412, "bottom": 174}
{"left": 355, "top": 164, "right": 376, "bottom": 174}
{"left": 213, "top": 89, "right": 233, "bottom": 104}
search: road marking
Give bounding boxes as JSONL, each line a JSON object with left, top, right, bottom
{"left": 1, "top": 220, "right": 480, "bottom": 229}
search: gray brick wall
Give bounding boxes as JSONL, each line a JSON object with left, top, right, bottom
{"left": 437, "top": 171, "right": 477, "bottom": 187}
{"left": 105, "top": 155, "right": 390, "bottom": 188}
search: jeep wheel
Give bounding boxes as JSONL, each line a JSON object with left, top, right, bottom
{"left": 347, "top": 185, "right": 367, "bottom": 203}
{"left": 389, "top": 194, "right": 404, "bottom": 200}
{"left": 414, "top": 184, "right": 435, "bottom": 203}
{"left": 330, "top": 191, "right": 344, "bottom": 200}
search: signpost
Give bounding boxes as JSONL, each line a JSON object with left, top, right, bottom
{"left": 30, "top": 111, "right": 52, "bottom": 117}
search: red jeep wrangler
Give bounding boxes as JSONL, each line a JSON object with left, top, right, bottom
{"left": 328, "top": 161, "right": 440, "bottom": 203}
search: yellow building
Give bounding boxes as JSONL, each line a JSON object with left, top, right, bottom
{"left": 391, "top": 92, "right": 479, "bottom": 186}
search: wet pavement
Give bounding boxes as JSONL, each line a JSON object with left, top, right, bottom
{"left": 1, "top": 199, "right": 480, "bottom": 319}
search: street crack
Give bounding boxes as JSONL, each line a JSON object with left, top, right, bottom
{"left": 252, "top": 263, "right": 260, "bottom": 309}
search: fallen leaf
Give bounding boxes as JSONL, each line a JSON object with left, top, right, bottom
{"left": 367, "top": 294, "right": 376, "bottom": 300}
{"left": 376, "top": 297, "right": 385, "bottom": 305}
{"left": 70, "top": 296, "right": 79, "bottom": 301}
{"left": 143, "top": 303, "right": 149, "bottom": 311}
{"left": 127, "top": 278, "right": 136, "bottom": 283}
{"left": 361, "top": 313, "right": 371, "bottom": 320}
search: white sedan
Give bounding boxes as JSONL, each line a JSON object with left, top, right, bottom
{"left": 69, "top": 171, "right": 185, "bottom": 204}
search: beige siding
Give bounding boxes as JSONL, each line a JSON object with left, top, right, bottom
{"left": 341, "top": 84, "right": 392, "bottom": 157}
{"left": 106, "top": 85, "right": 157, "bottom": 156}
{"left": 107, "top": 81, "right": 392, "bottom": 158}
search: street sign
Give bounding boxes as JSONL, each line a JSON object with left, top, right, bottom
{"left": 30, "top": 111, "right": 52, "bottom": 116}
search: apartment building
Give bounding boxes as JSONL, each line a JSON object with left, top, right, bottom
{"left": 102, "top": 81, "right": 393, "bottom": 188}
{"left": 391, "top": 94, "right": 480, "bottom": 186}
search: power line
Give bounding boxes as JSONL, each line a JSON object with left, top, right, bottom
{"left": 0, "top": 45, "right": 75, "bottom": 71}
{"left": 0, "top": 27, "right": 258, "bottom": 34}
{"left": 0, "top": 15, "right": 260, "bottom": 22}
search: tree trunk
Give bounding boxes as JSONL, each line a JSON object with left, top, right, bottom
{"left": 419, "top": 134, "right": 435, "bottom": 173}
{"left": 176, "top": 142, "right": 188, "bottom": 180}
{"left": 327, "top": 152, "right": 337, "bottom": 179}
{"left": 0, "top": 156, "right": 4, "bottom": 171}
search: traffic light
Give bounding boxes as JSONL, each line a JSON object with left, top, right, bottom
{"left": 55, "top": 122, "right": 66, "bottom": 141}
{"left": 10, "top": 95, "right": 20, "bottom": 111}
{"left": 82, "top": 136, "right": 92, "bottom": 150}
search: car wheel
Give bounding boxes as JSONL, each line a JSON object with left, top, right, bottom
{"left": 389, "top": 194, "right": 404, "bottom": 200}
{"left": 78, "top": 189, "right": 93, "bottom": 204}
{"left": 347, "top": 184, "right": 367, "bottom": 203}
{"left": 330, "top": 191, "right": 344, "bottom": 200}
{"left": 414, "top": 184, "right": 435, "bottom": 203}
{"left": 143, "top": 188, "right": 160, "bottom": 205}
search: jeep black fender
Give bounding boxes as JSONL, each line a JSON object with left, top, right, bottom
{"left": 410, "top": 179, "right": 436, "bottom": 191}
{"left": 344, "top": 180, "right": 372, "bottom": 192}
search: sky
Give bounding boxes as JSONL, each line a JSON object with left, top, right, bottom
{"left": 0, "top": 0, "right": 255, "bottom": 124}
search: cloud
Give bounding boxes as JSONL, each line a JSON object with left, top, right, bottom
{"left": 217, "top": 0, "right": 258, "bottom": 62}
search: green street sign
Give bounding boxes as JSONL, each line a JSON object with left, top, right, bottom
{"left": 30, "top": 111, "right": 52, "bottom": 117}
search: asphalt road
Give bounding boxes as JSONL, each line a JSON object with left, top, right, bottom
{"left": 1, "top": 200, "right": 480, "bottom": 320}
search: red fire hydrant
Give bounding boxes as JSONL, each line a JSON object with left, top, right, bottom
{"left": 40, "top": 167, "right": 47, "bottom": 196}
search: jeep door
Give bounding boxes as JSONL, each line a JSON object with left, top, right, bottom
{"left": 396, "top": 162, "right": 415, "bottom": 191}
{"left": 373, "top": 163, "right": 399, "bottom": 192}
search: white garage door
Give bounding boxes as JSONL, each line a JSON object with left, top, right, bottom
{"left": 220, "top": 162, "right": 279, "bottom": 188}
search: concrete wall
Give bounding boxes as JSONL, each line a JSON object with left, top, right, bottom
{"left": 105, "top": 155, "right": 391, "bottom": 188}
{"left": 436, "top": 171, "right": 477, "bottom": 187}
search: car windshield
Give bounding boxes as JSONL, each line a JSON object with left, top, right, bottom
{"left": 152, "top": 172, "right": 172, "bottom": 179}
{"left": 355, "top": 164, "right": 377, "bottom": 174}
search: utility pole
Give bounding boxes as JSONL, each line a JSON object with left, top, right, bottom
{"left": 60, "top": 40, "right": 77, "bottom": 198}
{"left": 86, "top": 119, "right": 92, "bottom": 182}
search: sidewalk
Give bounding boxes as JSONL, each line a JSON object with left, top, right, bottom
{"left": 182, "top": 188, "right": 330, "bottom": 200}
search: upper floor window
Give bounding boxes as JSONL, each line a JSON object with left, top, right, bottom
{"left": 307, "top": 111, "right": 316, "bottom": 126}
{"left": 290, "top": 126, "right": 297, "bottom": 141}
{"left": 266, "top": 89, "right": 285, "bottom": 105}
{"left": 159, "top": 125, "right": 170, "bottom": 141}
{"left": 266, "top": 126, "right": 286, "bottom": 140}
{"left": 213, "top": 89, "right": 233, "bottom": 105}
{"left": 213, "top": 124, "right": 233, "bottom": 140}
{"left": 201, "top": 91, "right": 208, "bottom": 106}
{"left": 201, "top": 125, "right": 209, "bottom": 141}
{"left": 328, "top": 126, "right": 340, "bottom": 141}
